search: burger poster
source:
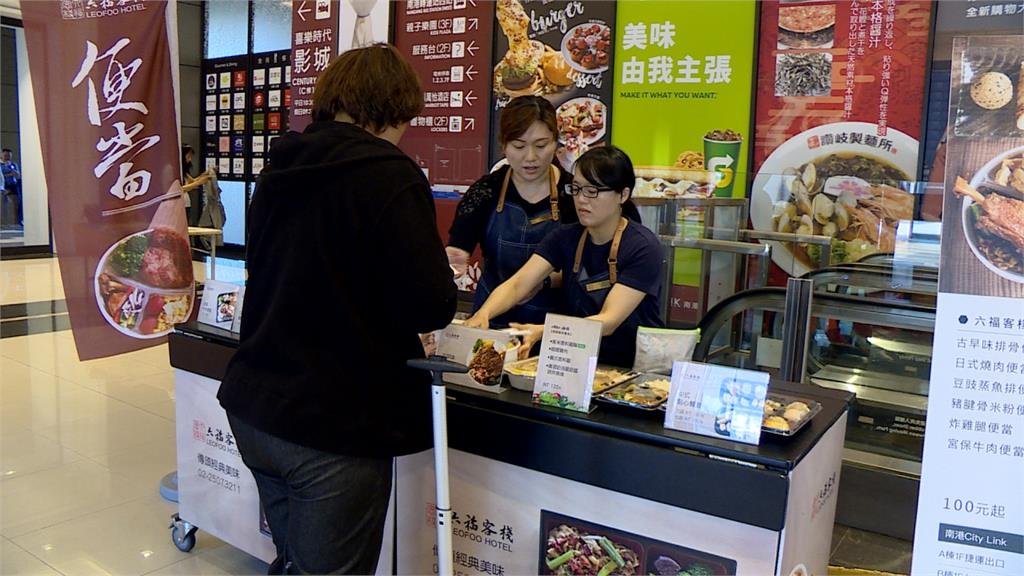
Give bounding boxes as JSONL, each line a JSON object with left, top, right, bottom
{"left": 751, "top": 0, "right": 933, "bottom": 278}
{"left": 610, "top": 0, "right": 757, "bottom": 325}
{"left": 489, "top": 0, "right": 617, "bottom": 168}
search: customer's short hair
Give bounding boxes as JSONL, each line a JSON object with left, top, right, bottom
{"left": 312, "top": 44, "right": 424, "bottom": 132}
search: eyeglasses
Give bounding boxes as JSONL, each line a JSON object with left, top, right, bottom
{"left": 564, "top": 183, "right": 617, "bottom": 198}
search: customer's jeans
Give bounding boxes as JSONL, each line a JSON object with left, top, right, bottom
{"left": 227, "top": 413, "right": 393, "bottom": 575}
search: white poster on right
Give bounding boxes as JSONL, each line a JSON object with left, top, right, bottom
{"left": 912, "top": 35, "right": 1024, "bottom": 576}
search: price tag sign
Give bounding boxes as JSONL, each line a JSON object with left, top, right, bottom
{"left": 664, "top": 361, "right": 770, "bottom": 445}
{"left": 197, "top": 280, "right": 241, "bottom": 331}
{"left": 532, "top": 314, "right": 602, "bottom": 412}
{"left": 436, "top": 325, "right": 514, "bottom": 394}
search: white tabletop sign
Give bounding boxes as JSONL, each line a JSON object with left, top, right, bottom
{"left": 197, "top": 280, "right": 241, "bottom": 330}
{"left": 664, "top": 361, "right": 770, "bottom": 445}
{"left": 532, "top": 314, "right": 602, "bottom": 412}
{"left": 436, "top": 325, "right": 514, "bottom": 394}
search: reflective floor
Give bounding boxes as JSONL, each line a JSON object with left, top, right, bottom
{"left": 0, "top": 257, "right": 912, "bottom": 575}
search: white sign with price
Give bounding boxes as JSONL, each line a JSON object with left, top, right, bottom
{"left": 664, "top": 361, "right": 769, "bottom": 445}
{"left": 532, "top": 314, "right": 602, "bottom": 412}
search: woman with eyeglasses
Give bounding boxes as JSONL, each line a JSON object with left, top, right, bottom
{"left": 464, "top": 146, "right": 664, "bottom": 367}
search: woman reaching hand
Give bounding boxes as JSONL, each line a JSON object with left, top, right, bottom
{"left": 464, "top": 146, "right": 664, "bottom": 368}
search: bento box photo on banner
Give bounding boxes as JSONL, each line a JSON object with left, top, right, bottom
{"left": 489, "top": 0, "right": 617, "bottom": 169}
{"left": 22, "top": 0, "right": 193, "bottom": 360}
{"left": 752, "top": 0, "right": 933, "bottom": 279}
{"left": 912, "top": 34, "right": 1024, "bottom": 576}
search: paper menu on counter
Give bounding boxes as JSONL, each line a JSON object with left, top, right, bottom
{"left": 532, "top": 314, "right": 602, "bottom": 412}
{"left": 198, "top": 280, "right": 241, "bottom": 331}
{"left": 436, "top": 325, "right": 514, "bottom": 394}
{"left": 664, "top": 361, "right": 770, "bottom": 445}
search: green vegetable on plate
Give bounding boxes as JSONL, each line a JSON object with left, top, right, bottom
{"left": 110, "top": 235, "right": 149, "bottom": 276}
{"left": 599, "top": 537, "right": 625, "bottom": 568}
{"left": 545, "top": 549, "right": 575, "bottom": 570}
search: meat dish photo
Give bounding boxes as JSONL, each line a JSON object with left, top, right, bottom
{"left": 957, "top": 152, "right": 1024, "bottom": 280}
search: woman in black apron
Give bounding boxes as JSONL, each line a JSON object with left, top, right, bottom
{"left": 464, "top": 146, "right": 664, "bottom": 367}
{"left": 446, "top": 96, "right": 576, "bottom": 327}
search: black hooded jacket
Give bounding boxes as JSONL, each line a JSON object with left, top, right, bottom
{"left": 218, "top": 121, "right": 457, "bottom": 457}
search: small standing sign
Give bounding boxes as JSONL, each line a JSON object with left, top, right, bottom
{"left": 532, "top": 314, "right": 603, "bottom": 412}
{"left": 664, "top": 361, "right": 770, "bottom": 445}
{"left": 197, "top": 280, "right": 241, "bottom": 331}
{"left": 436, "top": 325, "right": 514, "bottom": 394}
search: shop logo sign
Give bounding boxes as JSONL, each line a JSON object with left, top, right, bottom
{"left": 62, "top": 0, "right": 147, "bottom": 21}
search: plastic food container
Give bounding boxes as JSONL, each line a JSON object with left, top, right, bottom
{"left": 503, "top": 359, "right": 637, "bottom": 393}
{"left": 597, "top": 373, "right": 672, "bottom": 410}
{"left": 760, "top": 394, "right": 822, "bottom": 436}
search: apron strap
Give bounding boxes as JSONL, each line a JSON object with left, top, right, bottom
{"left": 608, "top": 217, "right": 628, "bottom": 285}
{"left": 497, "top": 165, "right": 559, "bottom": 220}
{"left": 548, "top": 165, "right": 560, "bottom": 222}
{"left": 572, "top": 217, "right": 629, "bottom": 284}
{"left": 495, "top": 168, "right": 513, "bottom": 213}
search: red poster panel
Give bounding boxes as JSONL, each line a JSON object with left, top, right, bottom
{"left": 394, "top": 0, "right": 495, "bottom": 193}
{"left": 290, "top": 0, "right": 340, "bottom": 133}
{"left": 22, "top": 0, "right": 193, "bottom": 360}
{"left": 751, "top": 0, "right": 933, "bottom": 278}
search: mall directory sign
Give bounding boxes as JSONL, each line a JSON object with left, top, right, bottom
{"left": 489, "top": 0, "right": 617, "bottom": 169}
{"left": 394, "top": 0, "right": 495, "bottom": 193}
{"left": 751, "top": 0, "right": 933, "bottom": 278}
{"left": 203, "top": 56, "right": 249, "bottom": 182}
{"left": 289, "top": 0, "right": 339, "bottom": 133}
{"left": 250, "top": 51, "right": 291, "bottom": 177}
{"left": 912, "top": 35, "right": 1024, "bottom": 576}
{"left": 21, "top": 0, "right": 194, "bottom": 359}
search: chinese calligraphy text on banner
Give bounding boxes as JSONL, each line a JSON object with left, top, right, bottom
{"left": 490, "top": 0, "right": 617, "bottom": 169}
{"left": 612, "top": 0, "right": 757, "bottom": 325}
{"left": 22, "top": 0, "right": 193, "bottom": 360}
{"left": 751, "top": 0, "right": 932, "bottom": 279}
{"left": 290, "top": 0, "right": 339, "bottom": 133}
{"left": 203, "top": 56, "right": 248, "bottom": 181}
{"left": 912, "top": 35, "right": 1024, "bottom": 576}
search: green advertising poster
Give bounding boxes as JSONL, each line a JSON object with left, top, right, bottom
{"left": 612, "top": 0, "right": 756, "bottom": 324}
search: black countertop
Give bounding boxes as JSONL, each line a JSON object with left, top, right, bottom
{"left": 170, "top": 321, "right": 853, "bottom": 530}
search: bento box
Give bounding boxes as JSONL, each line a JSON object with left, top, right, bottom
{"left": 504, "top": 358, "right": 637, "bottom": 393}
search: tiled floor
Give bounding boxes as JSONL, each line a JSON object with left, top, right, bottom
{"left": 0, "top": 256, "right": 915, "bottom": 575}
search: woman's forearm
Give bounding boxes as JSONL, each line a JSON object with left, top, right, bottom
{"left": 476, "top": 279, "right": 523, "bottom": 322}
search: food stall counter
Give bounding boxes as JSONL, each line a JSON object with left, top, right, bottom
{"left": 169, "top": 322, "right": 851, "bottom": 575}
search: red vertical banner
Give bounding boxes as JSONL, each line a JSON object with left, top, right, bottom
{"left": 750, "top": 0, "right": 933, "bottom": 278}
{"left": 22, "top": 0, "right": 193, "bottom": 360}
{"left": 394, "top": 0, "right": 495, "bottom": 194}
{"left": 290, "top": 0, "right": 341, "bottom": 133}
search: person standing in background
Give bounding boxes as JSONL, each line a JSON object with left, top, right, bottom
{"left": 2, "top": 148, "right": 22, "bottom": 226}
{"left": 180, "top": 144, "right": 213, "bottom": 226}
{"left": 218, "top": 44, "right": 456, "bottom": 574}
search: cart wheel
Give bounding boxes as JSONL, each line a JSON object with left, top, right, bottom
{"left": 171, "top": 524, "right": 197, "bottom": 552}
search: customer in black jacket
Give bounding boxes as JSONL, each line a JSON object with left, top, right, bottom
{"left": 218, "top": 44, "right": 456, "bottom": 575}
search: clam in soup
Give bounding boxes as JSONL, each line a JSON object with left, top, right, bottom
{"left": 771, "top": 153, "right": 913, "bottom": 267}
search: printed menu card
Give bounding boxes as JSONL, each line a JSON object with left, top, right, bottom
{"left": 532, "top": 314, "right": 602, "bottom": 412}
{"left": 436, "top": 325, "right": 514, "bottom": 394}
{"left": 664, "top": 361, "right": 770, "bottom": 445}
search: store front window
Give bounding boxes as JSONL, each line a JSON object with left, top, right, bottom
{"left": 1, "top": 20, "right": 52, "bottom": 256}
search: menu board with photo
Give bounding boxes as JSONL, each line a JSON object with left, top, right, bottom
{"left": 202, "top": 56, "right": 250, "bottom": 182}
{"left": 394, "top": 0, "right": 495, "bottom": 194}
{"left": 251, "top": 51, "right": 291, "bottom": 178}
{"left": 489, "top": 0, "right": 617, "bottom": 169}
{"left": 751, "top": 0, "right": 933, "bottom": 278}
{"left": 913, "top": 36, "right": 1024, "bottom": 576}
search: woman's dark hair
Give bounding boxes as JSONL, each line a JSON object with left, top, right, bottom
{"left": 181, "top": 144, "right": 194, "bottom": 174}
{"left": 498, "top": 96, "right": 557, "bottom": 146}
{"left": 574, "top": 146, "right": 636, "bottom": 194}
{"left": 312, "top": 43, "right": 424, "bottom": 131}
